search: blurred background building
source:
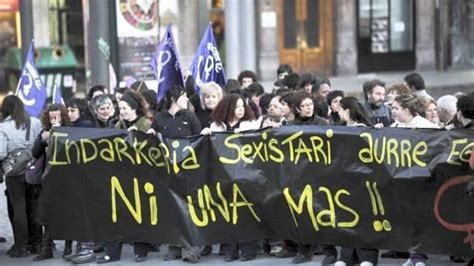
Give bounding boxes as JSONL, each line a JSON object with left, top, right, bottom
{"left": 0, "top": 0, "right": 473, "bottom": 94}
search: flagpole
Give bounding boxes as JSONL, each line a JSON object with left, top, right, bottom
{"left": 14, "top": 78, "right": 21, "bottom": 96}
{"left": 52, "top": 82, "right": 57, "bottom": 102}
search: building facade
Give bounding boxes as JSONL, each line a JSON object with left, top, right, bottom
{"left": 1, "top": 0, "right": 473, "bottom": 90}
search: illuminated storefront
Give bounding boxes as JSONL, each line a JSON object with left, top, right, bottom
{"left": 0, "top": 0, "right": 19, "bottom": 66}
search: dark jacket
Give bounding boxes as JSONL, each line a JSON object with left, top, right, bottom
{"left": 288, "top": 115, "right": 329, "bottom": 126}
{"left": 95, "top": 117, "right": 118, "bottom": 129}
{"left": 32, "top": 131, "right": 47, "bottom": 159}
{"left": 196, "top": 108, "right": 213, "bottom": 129}
{"left": 363, "top": 102, "right": 393, "bottom": 127}
{"left": 151, "top": 109, "right": 202, "bottom": 138}
{"left": 72, "top": 117, "right": 95, "bottom": 128}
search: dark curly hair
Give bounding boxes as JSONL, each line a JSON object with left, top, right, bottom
{"left": 457, "top": 92, "right": 474, "bottom": 119}
{"left": 40, "top": 103, "right": 69, "bottom": 130}
{"left": 211, "top": 93, "right": 255, "bottom": 124}
{"left": 237, "top": 70, "right": 257, "bottom": 85}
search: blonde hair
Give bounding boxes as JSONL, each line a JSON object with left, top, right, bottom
{"left": 200, "top": 82, "right": 223, "bottom": 99}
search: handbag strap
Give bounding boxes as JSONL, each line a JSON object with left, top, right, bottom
{"left": 25, "top": 119, "right": 31, "bottom": 141}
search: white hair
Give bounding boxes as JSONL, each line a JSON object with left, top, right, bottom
{"left": 437, "top": 95, "right": 457, "bottom": 115}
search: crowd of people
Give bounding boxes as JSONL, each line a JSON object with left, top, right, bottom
{"left": 0, "top": 65, "right": 473, "bottom": 265}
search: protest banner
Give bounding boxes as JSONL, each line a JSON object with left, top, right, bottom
{"left": 39, "top": 126, "right": 474, "bottom": 256}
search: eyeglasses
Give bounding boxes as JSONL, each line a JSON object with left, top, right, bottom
{"left": 300, "top": 102, "right": 314, "bottom": 108}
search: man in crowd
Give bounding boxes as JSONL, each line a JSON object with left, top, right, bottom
{"left": 437, "top": 95, "right": 458, "bottom": 126}
{"left": 362, "top": 79, "right": 393, "bottom": 127}
{"left": 404, "top": 72, "right": 435, "bottom": 103}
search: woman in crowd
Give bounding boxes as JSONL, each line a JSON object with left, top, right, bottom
{"left": 115, "top": 91, "right": 151, "bottom": 132}
{"left": 338, "top": 97, "right": 373, "bottom": 127}
{"left": 201, "top": 93, "right": 259, "bottom": 262}
{"left": 279, "top": 92, "right": 296, "bottom": 124}
{"left": 391, "top": 94, "right": 439, "bottom": 266}
{"left": 423, "top": 99, "right": 441, "bottom": 127}
{"left": 203, "top": 93, "right": 257, "bottom": 134}
{"left": 66, "top": 98, "right": 94, "bottom": 128}
{"left": 284, "top": 92, "right": 332, "bottom": 264}
{"left": 336, "top": 97, "right": 378, "bottom": 266}
{"left": 386, "top": 83, "right": 411, "bottom": 106}
{"left": 97, "top": 91, "right": 152, "bottom": 264}
{"left": 139, "top": 89, "right": 158, "bottom": 119}
{"left": 62, "top": 98, "right": 97, "bottom": 264}
{"left": 390, "top": 94, "right": 440, "bottom": 129}
{"left": 327, "top": 90, "right": 344, "bottom": 125}
{"left": 278, "top": 91, "right": 337, "bottom": 265}
{"left": 0, "top": 96, "right": 42, "bottom": 258}
{"left": 274, "top": 92, "right": 300, "bottom": 261}
{"left": 32, "top": 104, "right": 70, "bottom": 261}
{"left": 193, "top": 81, "right": 224, "bottom": 257}
{"left": 195, "top": 82, "right": 224, "bottom": 129}
{"left": 149, "top": 85, "right": 201, "bottom": 139}
{"left": 148, "top": 85, "right": 202, "bottom": 263}
{"left": 91, "top": 94, "right": 117, "bottom": 128}
{"left": 289, "top": 92, "right": 329, "bottom": 126}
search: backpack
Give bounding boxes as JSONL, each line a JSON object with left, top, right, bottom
{"left": 1, "top": 120, "right": 32, "bottom": 178}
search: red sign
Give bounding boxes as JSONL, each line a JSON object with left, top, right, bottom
{"left": 0, "top": 0, "right": 19, "bottom": 12}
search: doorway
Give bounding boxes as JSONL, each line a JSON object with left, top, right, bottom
{"left": 277, "top": 0, "right": 333, "bottom": 74}
{"left": 357, "top": 0, "right": 416, "bottom": 73}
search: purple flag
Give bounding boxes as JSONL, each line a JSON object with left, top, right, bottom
{"left": 151, "top": 24, "right": 184, "bottom": 101}
{"left": 189, "top": 24, "right": 226, "bottom": 97}
{"left": 15, "top": 41, "right": 47, "bottom": 117}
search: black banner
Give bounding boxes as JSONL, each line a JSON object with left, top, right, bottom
{"left": 39, "top": 127, "right": 474, "bottom": 256}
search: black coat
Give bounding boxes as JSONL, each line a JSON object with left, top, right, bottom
{"left": 151, "top": 109, "right": 202, "bottom": 138}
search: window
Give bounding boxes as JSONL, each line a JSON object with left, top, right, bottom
{"left": 358, "top": 0, "right": 414, "bottom": 53}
